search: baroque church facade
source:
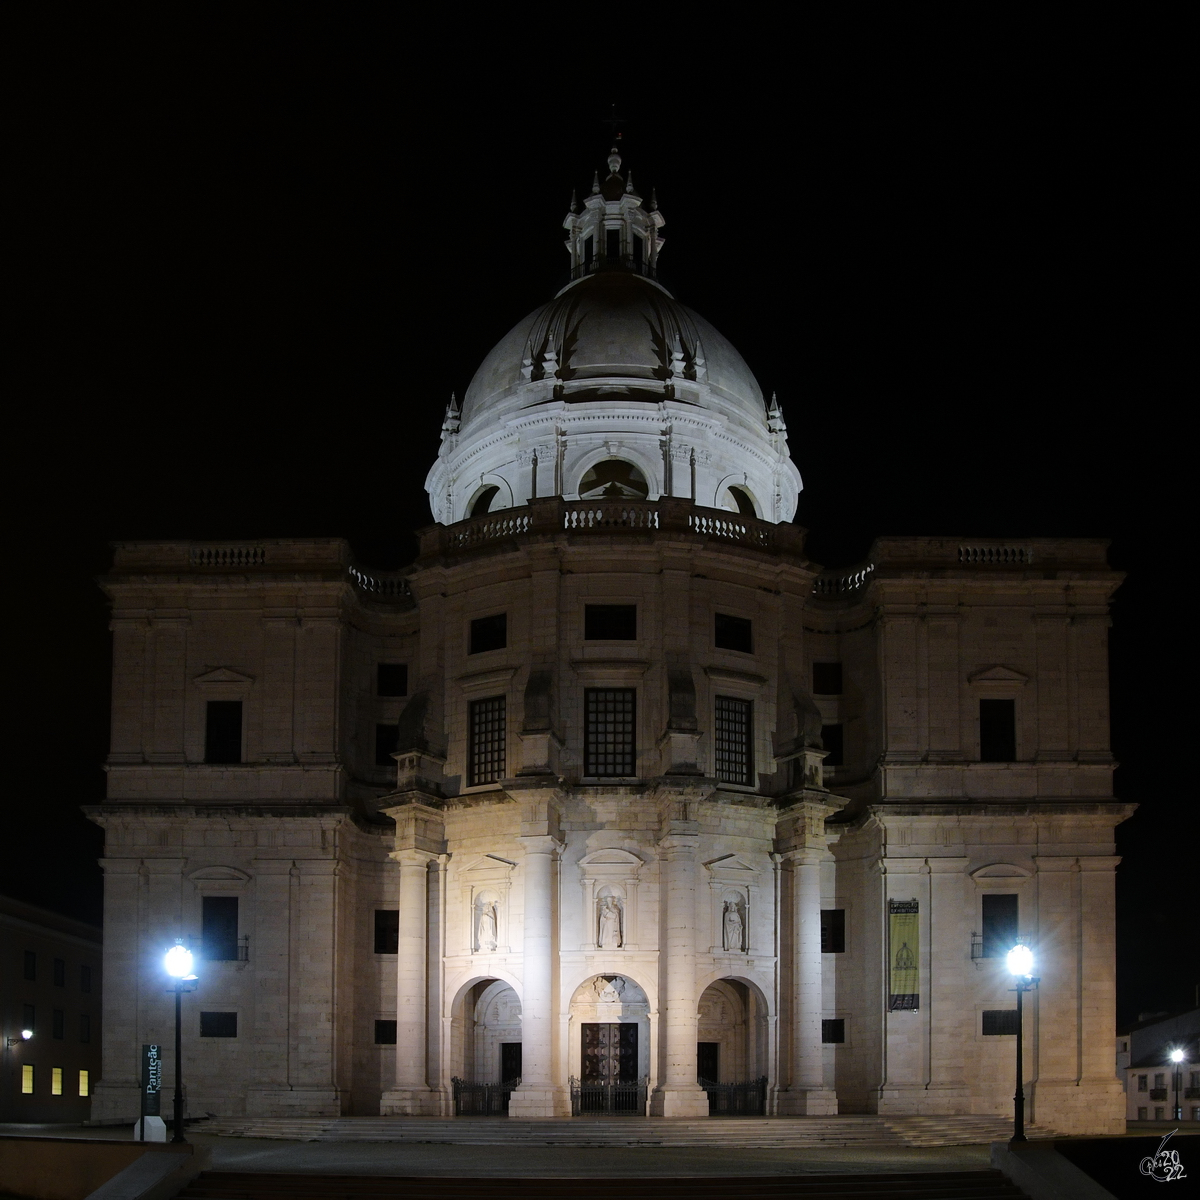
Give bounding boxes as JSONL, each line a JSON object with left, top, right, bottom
{"left": 89, "top": 151, "right": 1130, "bottom": 1134}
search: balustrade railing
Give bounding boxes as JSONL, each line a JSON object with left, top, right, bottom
{"left": 451, "top": 1077, "right": 519, "bottom": 1116}
{"left": 699, "top": 1076, "right": 767, "bottom": 1116}
{"left": 189, "top": 546, "right": 266, "bottom": 567}
{"left": 958, "top": 544, "right": 1033, "bottom": 565}
{"left": 568, "top": 254, "right": 658, "bottom": 283}
{"left": 569, "top": 1076, "right": 648, "bottom": 1116}
{"left": 348, "top": 565, "right": 411, "bottom": 600}
{"left": 811, "top": 564, "right": 875, "bottom": 597}
{"left": 564, "top": 503, "right": 659, "bottom": 531}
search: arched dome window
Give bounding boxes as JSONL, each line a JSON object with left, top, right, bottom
{"left": 726, "top": 486, "right": 757, "bottom": 517}
{"left": 470, "top": 486, "right": 500, "bottom": 517}
{"left": 578, "top": 460, "right": 649, "bottom": 500}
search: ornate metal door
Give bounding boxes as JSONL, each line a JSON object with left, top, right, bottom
{"left": 581, "top": 1022, "right": 637, "bottom": 1082}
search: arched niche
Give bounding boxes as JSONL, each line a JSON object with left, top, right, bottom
{"left": 578, "top": 847, "right": 644, "bottom": 951}
{"left": 465, "top": 476, "right": 513, "bottom": 519}
{"left": 578, "top": 458, "right": 649, "bottom": 500}
{"left": 696, "top": 977, "right": 770, "bottom": 1085}
{"left": 714, "top": 474, "right": 759, "bottom": 517}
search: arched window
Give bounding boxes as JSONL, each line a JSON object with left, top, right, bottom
{"left": 578, "top": 460, "right": 649, "bottom": 500}
{"left": 470, "top": 486, "right": 500, "bottom": 517}
{"left": 727, "top": 486, "right": 756, "bottom": 517}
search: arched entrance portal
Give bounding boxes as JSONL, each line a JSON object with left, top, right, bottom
{"left": 568, "top": 975, "right": 650, "bottom": 1114}
{"left": 450, "top": 978, "right": 521, "bottom": 1086}
{"left": 697, "top": 978, "right": 769, "bottom": 1115}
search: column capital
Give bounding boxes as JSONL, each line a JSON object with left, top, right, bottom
{"left": 388, "top": 848, "right": 439, "bottom": 867}
{"left": 516, "top": 833, "right": 564, "bottom": 856}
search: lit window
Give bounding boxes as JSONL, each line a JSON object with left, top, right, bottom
{"left": 468, "top": 696, "right": 506, "bottom": 786}
{"left": 78, "top": 1070, "right": 89, "bottom": 1097}
{"left": 584, "top": 688, "right": 636, "bottom": 777}
{"left": 21, "top": 1065, "right": 34, "bottom": 1094}
{"left": 714, "top": 695, "right": 752, "bottom": 785}
{"left": 52, "top": 1067, "right": 63, "bottom": 1096}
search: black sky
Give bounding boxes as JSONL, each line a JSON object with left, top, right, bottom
{"left": 6, "top": 17, "right": 1190, "bottom": 1028}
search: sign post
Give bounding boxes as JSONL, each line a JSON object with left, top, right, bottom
{"left": 136, "top": 1044, "right": 164, "bottom": 1141}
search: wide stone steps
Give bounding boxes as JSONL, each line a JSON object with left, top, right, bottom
{"left": 178, "top": 1169, "right": 1032, "bottom": 1199}
{"left": 201, "top": 1114, "right": 1058, "bottom": 1148}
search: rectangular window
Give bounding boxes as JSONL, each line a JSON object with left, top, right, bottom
{"left": 821, "top": 1018, "right": 846, "bottom": 1044}
{"left": 51, "top": 1067, "right": 63, "bottom": 1096}
{"left": 821, "top": 909, "right": 846, "bottom": 953}
{"left": 714, "top": 695, "right": 753, "bottom": 785}
{"left": 501, "top": 1042, "right": 523, "bottom": 1083}
{"left": 1137, "top": 1107, "right": 1147, "bottom": 1120}
{"left": 80, "top": 1014, "right": 91, "bottom": 1044}
{"left": 80, "top": 964, "right": 92, "bottom": 993}
{"left": 1191, "top": 1071, "right": 1200, "bottom": 1089}
{"left": 24, "top": 950, "right": 35, "bottom": 980}
{"left": 979, "top": 698, "right": 1016, "bottom": 762}
{"left": 1155, "top": 1107, "right": 1164, "bottom": 1120}
{"left": 53, "top": 958, "right": 65, "bottom": 987}
{"left": 1138, "top": 1075, "right": 1148, "bottom": 1092}
{"left": 52, "top": 1010, "right": 64, "bottom": 1040}
{"left": 374, "top": 1019, "right": 398, "bottom": 1045}
{"left": 374, "top": 909, "right": 399, "bottom": 955}
{"left": 584, "top": 235, "right": 594, "bottom": 267}
{"left": 632, "top": 233, "right": 644, "bottom": 265}
{"left": 204, "top": 700, "right": 243, "bottom": 764}
{"left": 468, "top": 696, "right": 507, "bottom": 786}
{"left": 23, "top": 1004, "right": 35, "bottom": 1032}
{"left": 585, "top": 688, "right": 636, "bottom": 777}
{"left": 377, "top": 663, "right": 408, "bottom": 697}
{"left": 22, "top": 1065, "right": 34, "bottom": 1094}
{"left": 697, "top": 1041, "right": 719, "bottom": 1082}
{"left": 1155, "top": 1073, "right": 1165, "bottom": 1089}
{"left": 78, "top": 1070, "right": 89, "bottom": 1097}
{"left": 469, "top": 613, "right": 507, "bottom": 654}
{"left": 714, "top": 612, "right": 753, "bottom": 653}
{"left": 375, "top": 722, "right": 399, "bottom": 766}
{"left": 821, "top": 723, "right": 844, "bottom": 767}
{"left": 981, "top": 894, "right": 1019, "bottom": 959}
{"left": 606, "top": 228, "right": 621, "bottom": 259}
{"left": 584, "top": 604, "right": 637, "bottom": 640}
{"left": 202, "top": 896, "right": 239, "bottom": 961}
{"left": 982, "top": 1009, "right": 1020, "bottom": 1035}
{"left": 199, "top": 1011, "right": 238, "bottom": 1038}
{"left": 812, "top": 661, "right": 843, "bottom": 695}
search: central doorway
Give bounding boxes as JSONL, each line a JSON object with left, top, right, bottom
{"left": 582, "top": 1023, "right": 638, "bottom": 1083}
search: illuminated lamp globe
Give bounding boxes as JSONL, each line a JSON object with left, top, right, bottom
{"left": 1006, "top": 944, "right": 1034, "bottom": 977}
{"left": 1169, "top": 1049, "right": 1185, "bottom": 1063}
{"left": 21, "top": 1029, "right": 32, "bottom": 1040}
{"left": 164, "top": 943, "right": 195, "bottom": 979}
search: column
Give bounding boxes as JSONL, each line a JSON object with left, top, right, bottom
{"left": 781, "top": 848, "right": 837, "bottom": 1114}
{"left": 926, "top": 858, "right": 970, "bottom": 1108}
{"left": 509, "top": 835, "right": 569, "bottom": 1117}
{"left": 650, "top": 830, "right": 709, "bottom": 1116}
{"left": 381, "top": 849, "right": 437, "bottom": 1114}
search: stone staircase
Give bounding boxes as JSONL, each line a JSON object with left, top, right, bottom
{"left": 200, "top": 1114, "right": 1059, "bottom": 1148}
{"left": 178, "top": 1170, "right": 1032, "bottom": 1198}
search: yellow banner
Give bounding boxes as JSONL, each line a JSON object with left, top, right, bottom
{"left": 888, "top": 900, "right": 919, "bottom": 1011}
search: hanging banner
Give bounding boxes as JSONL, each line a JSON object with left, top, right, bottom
{"left": 888, "top": 900, "right": 919, "bottom": 1011}
{"left": 141, "top": 1044, "right": 162, "bottom": 1116}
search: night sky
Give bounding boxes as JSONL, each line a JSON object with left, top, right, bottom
{"left": 7, "top": 19, "right": 1189, "bottom": 1029}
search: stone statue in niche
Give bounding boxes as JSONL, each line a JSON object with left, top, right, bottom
{"left": 476, "top": 900, "right": 498, "bottom": 952}
{"left": 722, "top": 899, "right": 745, "bottom": 952}
{"left": 597, "top": 896, "right": 623, "bottom": 949}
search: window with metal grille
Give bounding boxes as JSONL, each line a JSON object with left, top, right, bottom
{"left": 982, "top": 1009, "right": 1020, "bottom": 1035}
{"left": 468, "top": 696, "right": 506, "bottom": 786}
{"left": 584, "top": 688, "right": 636, "bottom": 777}
{"left": 714, "top": 696, "right": 753, "bottom": 785}
{"left": 821, "top": 1019, "right": 845, "bottom": 1043}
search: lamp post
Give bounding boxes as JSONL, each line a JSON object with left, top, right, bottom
{"left": 5, "top": 1029, "right": 32, "bottom": 1049}
{"left": 164, "top": 942, "right": 197, "bottom": 1144}
{"left": 1169, "top": 1048, "right": 1184, "bottom": 1122}
{"left": 1006, "top": 943, "right": 1038, "bottom": 1145}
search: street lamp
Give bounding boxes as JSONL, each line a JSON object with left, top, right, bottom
{"left": 1169, "top": 1049, "right": 1184, "bottom": 1122}
{"left": 6, "top": 1029, "right": 33, "bottom": 1049}
{"left": 1006, "top": 943, "right": 1039, "bottom": 1145}
{"left": 164, "top": 941, "right": 197, "bottom": 1144}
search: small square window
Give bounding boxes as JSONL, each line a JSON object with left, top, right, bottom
{"left": 53, "top": 958, "right": 65, "bottom": 987}
{"left": 982, "top": 1009, "right": 1020, "bottom": 1035}
{"left": 584, "top": 604, "right": 637, "bottom": 640}
{"left": 24, "top": 950, "right": 36, "bottom": 981}
{"left": 375, "top": 722, "right": 399, "bottom": 767}
{"left": 821, "top": 1019, "right": 845, "bottom": 1044}
{"left": 52, "top": 1010, "right": 64, "bottom": 1040}
{"left": 80, "top": 964, "right": 92, "bottom": 993}
{"left": 714, "top": 613, "right": 753, "bottom": 653}
{"left": 80, "top": 1014, "right": 91, "bottom": 1044}
{"left": 821, "top": 723, "right": 844, "bottom": 767}
{"left": 377, "top": 663, "right": 408, "bottom": 697}
{"left": 374, "top": 910, "right": 399, "bottom": 955}
{"left": 821, "top": 909, "right": 846, "bottom": 953}
{"left": 469, "top": 613, "right": 507, "bottom": 654}
{"left": 812, "top": 662, "right": 843, "bottom": 695}
{"left": 374, "top": 1019, "right": 398, "bottom": 1045}
{"left": 200, "top": 1011, "right": 238, "bottom": 1038}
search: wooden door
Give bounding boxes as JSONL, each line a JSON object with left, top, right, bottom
{"left": 581, "top": 1023, "right": 638, "bottom": 1082}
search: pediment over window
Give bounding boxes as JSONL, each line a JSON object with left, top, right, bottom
{"left": 187, "top": 865, "right": 251, "bottom": 883}
{"left": 968, "top": 665, "right": 1029, "bottom": 685}
{"left": 579, "top": 848, "right": 643, "bottom": 869}
{"left": 193, "top": 668, "right": 255, "bottom": 687}
{"left": 704, "top": 854, "right": 758, "bottom": 874}
{"left": 970, "top": 862, "right": 1033, "bottom": 880}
